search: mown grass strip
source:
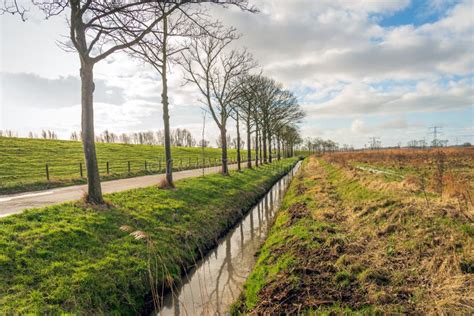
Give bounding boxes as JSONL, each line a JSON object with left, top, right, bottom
{"left": 0, "top": 158, "right": 298, "bottom": 314}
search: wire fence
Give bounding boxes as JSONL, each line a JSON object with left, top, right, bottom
{"left": 0, "top": 155, "right": 253, "bottom": 188}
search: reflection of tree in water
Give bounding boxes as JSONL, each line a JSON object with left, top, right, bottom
{"left": 157, "top": 167, "right": 301, "bottom": 316}
{"left": 250, "top": 204, "right": 255, "bottom": 239}
{"left": 257, "top": 202, "right": 262, "bottom": 234}
{"left": 265, "top": 193, "right": 269, "bottom": 227}
{"left": 206, "top": 236, "right": 243, "bottom": 314}
{"left": 205, "top": 196, "right": 278, "bottom": 314}
{"left": 240, "top": 224, "right": 244, "bottom": 259}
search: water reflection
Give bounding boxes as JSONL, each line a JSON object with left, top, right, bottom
{"left": 156, "top": 162, "right": 301, "bottom": 316}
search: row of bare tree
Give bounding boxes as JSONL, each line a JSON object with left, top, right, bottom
{"left": 3, "top": 0, "right": 304, "bottom": 206}
{"left": 0, "top": 130, "right": 17, "bottom": 138}
{"left": 1, "top": 130, "right": 58, "bottom": 140}
{"left": 304, "top": 138, "right": 341, "bottom": 153}
{"left": 71, "top": 128, "right": 197, "bottom": 147}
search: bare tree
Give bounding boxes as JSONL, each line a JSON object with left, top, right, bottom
{"left": 125, "top": 7, "right": 196, "bottom": 186}
{"left": 233, "top": 75, "right": 260, "bottom": 168}
{"left": 2, "top": 0, "right": 254, "bottom": 203}
{"left": 123, "top": 2, "right": 254, "bottom": 186}
{"left": 70, "top": 131, "right": 79, "bottom": 141}
{"left": 198, "top": 139, "right": 209, "bottom": 147}
{"left": 229, "top": 110, "right": 242, "bottom": 170}
{"left": 181, "top": 27, "right": 256, "bottom": 175}
{"left": 232, "top": 74, "right": 304, "bottom": 164}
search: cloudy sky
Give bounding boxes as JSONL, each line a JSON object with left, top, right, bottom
{"left": 0, "top": 0, "right": 473, "bottom": 148}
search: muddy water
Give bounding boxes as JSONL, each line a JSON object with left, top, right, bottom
{"left": 156, "top": 162, "right": 301, "bottom": 316}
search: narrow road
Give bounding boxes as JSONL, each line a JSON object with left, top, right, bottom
{"left": 0, "top": 163, "right": 248, "bottom": 217}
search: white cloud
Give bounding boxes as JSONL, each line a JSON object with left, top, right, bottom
{"left": 351, "top": 119, "right": 372, "bottom": 134}
{"left": 1, "top": 0, "right": 473, "bottom": 147}
{"left": 304, "top": 78, "right": 473, "bottom": 117}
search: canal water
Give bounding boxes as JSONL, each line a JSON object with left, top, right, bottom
{"left": 156, "top": 161, "right": 301, "bottom": 316}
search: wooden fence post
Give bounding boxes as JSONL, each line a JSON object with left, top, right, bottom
{"left": 106, "top": 161, "right": 110, "bottom": 175}
{"left": 145, "top": 160, "right": 147, "bottom": 172}
{"left": 45, "top": 163, "right": 50, "bottom": 181}
{"left": 128, "top": 161, "right": 131, "bottom": 174}
{"left": 79, "top": 163, "right": 83, "bottom": 178}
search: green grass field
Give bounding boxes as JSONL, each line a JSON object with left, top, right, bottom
{"left": 0, "top": 158, "right": 298, "bottom": 314}
{"left": 0, "top": 137, "right": 249, "bottom": 194}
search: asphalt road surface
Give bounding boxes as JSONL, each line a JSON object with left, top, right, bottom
{"left": 0, "top": 163, "right": 249, "bottom": 217}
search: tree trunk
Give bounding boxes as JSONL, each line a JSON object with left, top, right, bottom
{"left": 220, "top": 124, "right": 229, "bottom": 175}
{"left": 161, "top": 15, "right": 173, "bottom": 187}
{"left": 259, "top": 130, "right": 263, "bottom": 163}
{"left": 236, "top": 113, "right": 241, "bottom": 171}
{"left": 246, "top": 119, "right": 252, "bottom": 169}
{"left": 277, "top": 135, "right": 281, "bottom": 160}
{"left": 255, "top": 125, "right": 259, "bottom": 167}
{"left": 262, "top": 127, "right": 267, "bottom": 164}
{"left": 80, "top": 61, "right": 103, "bottom": 204}
{"left": 268, "top": 133, "right": 272, "bottom": 163}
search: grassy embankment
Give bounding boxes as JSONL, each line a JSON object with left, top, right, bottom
{"left": 234, "top": 156, "right": 473, "bottom": 314}
{"left": 0, "top": 137, "right": 249, "bottom": 194}
{"left": 0, "top": 157, "right": 299, "bottom": 314}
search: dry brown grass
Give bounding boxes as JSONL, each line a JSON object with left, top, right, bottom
{"left": 157, "top": 177, "right": 175, "bottom": 189}
{"left": 248, "top": 156, "right": 473, "bottom": 314}
{"left": 325, "top": 148, "right": 474, "bottom": 210}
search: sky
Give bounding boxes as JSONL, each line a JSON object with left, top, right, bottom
{"left": 0, "top": 0, "right": 473, "bottom": 148}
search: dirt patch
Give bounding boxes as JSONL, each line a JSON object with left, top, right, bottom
{"left": 285, "top": 202, "right": 310, "bottom": 226}
{"left": 251, "top": 244, "right": 369, "bottom": 315}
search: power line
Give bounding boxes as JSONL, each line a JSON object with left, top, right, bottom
{"left": 429, "top": 126, "right": 443, "bottom": 147}
{"left": 429, "top": 126, "right": 442, "bottom": 141}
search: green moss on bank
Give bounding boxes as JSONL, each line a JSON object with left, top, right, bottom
{"left": 0, "top": 158, "right": 298, "bottom": 314}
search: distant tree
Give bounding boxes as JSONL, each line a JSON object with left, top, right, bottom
{"left": 155, "top": 131, "right": 165, "bottom": 146}
{"left": 119, "top": 133, "right": 131, "bottom": 145}
{"left": 103, "top": 130, "right": 111, "bottom": 143}
{"left": 70, "top": 131, "right": 79, "bottom": 141}
{"left": 198, "top": 139, "right": 210, "bottom": 148}
{"left": 216, "top": 134, "right": 232, "bottom": 149}
{"left": 2, "top": 130, "right": 16, "bottom": 138}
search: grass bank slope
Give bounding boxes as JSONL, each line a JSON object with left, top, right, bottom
{"left": 0, "top": 158, "right": 298, "bottom": 314}
{"left": 234, "top": 156, "right": 473, "bottom": 314}
{"left": 0, "top": 137, "right": 248, "bottom": 194}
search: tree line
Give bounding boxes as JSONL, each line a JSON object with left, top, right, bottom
{"left": 72, "top": 128, "right": 198, "bottom": 147}
{"left": 303, "top": 137, "right": 341, "bottom": 153}
{"left": 2, "top": 0, "right": 304, "bottom": 205}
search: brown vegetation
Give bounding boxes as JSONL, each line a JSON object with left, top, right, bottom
{"left": 237, "top": 155, "right": 473, "bottom": 314}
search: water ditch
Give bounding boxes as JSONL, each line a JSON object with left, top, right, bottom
{"left": 154, "top": 161, "right": 302, "bottom": 315}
